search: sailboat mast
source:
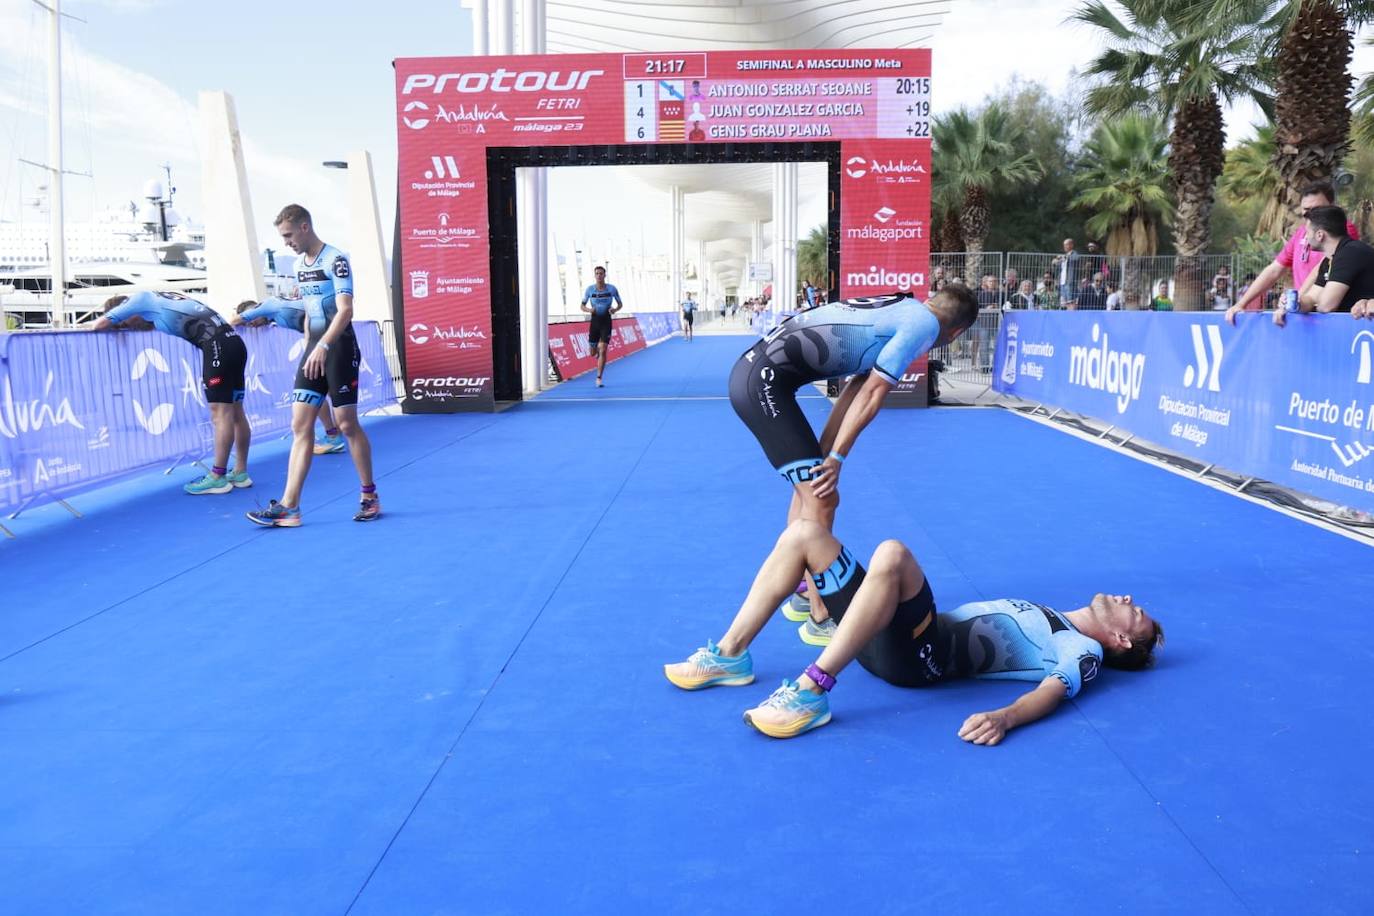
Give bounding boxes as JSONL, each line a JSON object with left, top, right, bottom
{"left": 47, "top": 0, "right": 67, "bottom": 327}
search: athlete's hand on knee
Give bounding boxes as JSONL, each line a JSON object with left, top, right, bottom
{"left": 958, "top": 710, "right": 1009, "bottom": 746}
{"left": 810, "top": 457, "right": 842, "bottom": 499}
{"left": 304, "top": 345, "right": 327, "bottom": 379}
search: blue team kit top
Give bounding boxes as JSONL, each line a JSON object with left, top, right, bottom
{"left": 295, "top": 244, "right": 354, "bottom": 336}
{"left": 582, "top": 283, "right": 622, "bottom": 316}
{"left": 105, "top": 291, "right": 231, "bottom": 347}
{"left": 238, "top": 297, "right": 306, "bottom": 332}
{"left": 941, "top": 598, "right": 1105, "bottom": 698}
{"left": 759, "top": 292, "right": 941, "bottom": 385}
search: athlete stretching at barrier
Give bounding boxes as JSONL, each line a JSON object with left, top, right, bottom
{"left": 91, "top": 291, "right": 252, "bottom": 496}
{"left": 232, "top": 298, "right": 346, "bottom": 455}
{"left": 664, "top": 520, "right": 1164, "bottom": 740}
{"left": 728, "top": 287, "right": 979, "bottom": 643}
{"left": 246, "top": 204, "right": 380, "bottom": 528}
{"left": 581, "top": 265, "right": 623, "bottom": 387}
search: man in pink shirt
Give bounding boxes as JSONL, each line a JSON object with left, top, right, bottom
{"left": 1225, "top": 180, "right": 1360, "bottom": 324}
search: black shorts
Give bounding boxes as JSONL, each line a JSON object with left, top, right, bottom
{"left": 683, "top": 310, "right": 695, "bottom": 326}
{"left": 292, "top": 326, "right": 360, "bottom": 408}
{"left": 830, "top": 575, "right": 945, "bottom": 688}
{"left": 588, "top": 314, "right": 613, "bottom": 346}
{"left": 728, "top": 340, "right": 820, "bottom": 484}
{"left": 201, "top": 330, "right": 247, "bottom": 404}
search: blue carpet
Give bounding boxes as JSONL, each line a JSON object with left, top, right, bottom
{"left": 1, "top": 335, "right": 1369, "bottom": 915}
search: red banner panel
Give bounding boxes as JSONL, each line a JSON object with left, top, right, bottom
{"left": 547, "top": 317, "right": 647, "bottom": 380}
{"left": 396, "top": 50, "right": 931, "bottom": 409}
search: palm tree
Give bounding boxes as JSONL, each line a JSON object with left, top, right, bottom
{"left": 1074, "top": 0, "right": 1270, "bottom": 309}
{"left": 796, "top": 225, "right": 828, "bottom": 291}
{"left": 1219, "top": 123, "right": 1288, "bottom": 237}
{"left": 1073, "top": 112, "right": 1174, "bottom": 307}
{"left": 1192, "top": 1, "right": 1374, "bottom": 235}
{"left": 932, "top": 104, "right": 1042, "bottom": 284}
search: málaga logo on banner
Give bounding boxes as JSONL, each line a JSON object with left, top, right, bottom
{"left": 1183, "top": 324, "right": 1224, "bottom": 391}
{"left": 1068, "top": 324, "right": 1146, "bottom": 414}
{"left": 845, "top": 266, "right": 925, "bottom": 289}
{"left": 0, "top": 371, "right": 85, "bottom": 439}
{"left": 130, "top": 348, "right": 175, "bottom": 436}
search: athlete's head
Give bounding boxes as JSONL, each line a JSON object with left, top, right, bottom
{"left": 1089, "top": 593, "right": 1164, "bottom": 671}
{"left": 236, "top": 299, "right": 270, "bottom": 327}
{"left": 274, "top": 204, "right": 317, "bottom": 254}
{"left": 102, "top": 294, "right": 152, "bottom": 331}
{"left": 928, "top": 283, "right": 979, "bottom": 346}
{"left": 594, "top": 266, "right": 606, "bottom": 283}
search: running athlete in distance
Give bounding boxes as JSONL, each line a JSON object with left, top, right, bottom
{"left": 246, "top": 205, "right": 379, "bottom": 527}
{"left": 92, "top": 291, "right": 253, "bottom": 495}
{"left": 681, "top": 291, "right": 697, "bottom": 341}
{"left": 729, "top": 286, "right": 979, "bottom": 641}
{"left": 665, "top": 520, "right": 1164, "bottom": 740}
{"left": 581, "top": 266, "right": 623, "bottom": 387}
{"left": 232, "top": 298, "right": 345, "bottom": 454}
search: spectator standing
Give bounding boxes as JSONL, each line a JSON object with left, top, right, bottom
{"left": 1077, "top": 273, "right": 1108, "bottom": 310}
{"left": 1052, "top": 239, "right": 1081, "bottom": 308}
{"left": 1226, "top": 180, "right": 1360, "bottom": 324}
{"left": 1150, "top": 280, "right": 1173, "bottom": 311}
{"left": 1105, "top": 281, "right": 1123, "bottom": 310}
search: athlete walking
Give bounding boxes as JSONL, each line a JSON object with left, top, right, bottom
{"left": 246, "top": 205, "right": 379, "bottom": 527}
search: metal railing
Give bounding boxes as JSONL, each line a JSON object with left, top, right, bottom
{"left": 935, "top": 249, "right": 1283, "bottom": 311}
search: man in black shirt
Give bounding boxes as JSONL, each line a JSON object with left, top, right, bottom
{"left": 1283, "top": 205, "right": 1374, "bottom": 327}
{"left": 1077, "top": 272, "right": 1109, "bottom": 310}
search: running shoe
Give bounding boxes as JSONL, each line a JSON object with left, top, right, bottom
{"left": 664, "top": 639, "right": 754, "bottom": 690}
{"left": 226, "top": 468, "right": 253, "bottom": 489}
{"left": 743, "top": 679, "right": 831, "bottom": 738}
{"left": 246, "top": 500, "right": 302, "bottom": 528}
{"left": 595, "top": 377, "right": 604, "bottom": 388}
{"left": 798, "top": 616, "right": 837, "bottom": 647}
{"left": 353, "top": 495, "right": 382, "bottom": 522}
{"left": 781, "top": 593, "right": 811, "bottom": 622}
{"left": 313, "top": 433, "right": 346, "bottom": 455}
{"left": 184, "top": 473, "right": 233, "bottom": 496}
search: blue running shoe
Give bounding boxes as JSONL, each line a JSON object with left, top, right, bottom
{"left": 246, "top": 500, "right": 302, "bottom": 528}
{"left": 664, "top": 639, "right": 754, "bottom": 690}
{"left": 743, "top": 679, "right": 831, "bottom": 738}
{"left": 313, "top": 433, "right": 346, "bottom": 455}
{"left": 184, "top": 473, "right": 233, "bottom": 495}
{"left": 226, "top": 468, "right": 253, "bottom": 489}
{"left": 781, "top": 593, "right": 811, "bottom": 622}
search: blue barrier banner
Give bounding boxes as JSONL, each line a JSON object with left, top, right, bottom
{"left": 635, "top": 313, "right": 681, "bottom": 344}
{"left": 0, "top": 322, "right": 395, "bottom": 513}
{"left": 993, "top": 312, "right": 1374, "bottom": 513}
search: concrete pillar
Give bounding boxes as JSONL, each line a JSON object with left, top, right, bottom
{"left": 468, "top": 0, "right": 489, "bottom": 55}
{"left": 199, "top": 91, "right": 265, "bottom": 314}
{"left": 343, "top": 150, "right": 392, "bottom": 324}
{"left": 750, "top": 220, "right": 763, "bottom": 299}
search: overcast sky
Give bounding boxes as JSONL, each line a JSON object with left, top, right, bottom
{"left": 2, "top": 0, "right": 1372, "bottom": 257}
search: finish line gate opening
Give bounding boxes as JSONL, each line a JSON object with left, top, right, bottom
{"left": 393, "top": 49, "right": 931, "bottom": 411}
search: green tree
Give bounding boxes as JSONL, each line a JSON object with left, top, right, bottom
{"left": 1073, "top": 112, "right": 1173, "bottom": 307}
{"left": 982, "top": 79, "right": 1088, "bottom": 253}
{"left": 932, "top": 104, "right": 1042, "bottom": 283}
{"left": 1199, "top": 1, "right": 1374, "bottom": 235}
{"left": 796, "top": 225, "right": 828, "bottom": 290}
{"left": 1074, "top": 0, "right": 1270, "bottom": 308}
{"left": 1219, "top": 123, "right": 1288, "bottom": 237}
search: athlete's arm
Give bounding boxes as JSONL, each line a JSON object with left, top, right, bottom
{"left": 817, "top": 373, "right": 867, "bottom": 454}
{"left": 580, "top": 287, "right": 592, "bottom": 315}
{"left": 611, "top": 287, "right": 623, "bottom": 314}
{"left": 809, "top": 371, "right": 893, "bottom": 499}
{"left": 957, "top": 676, "right": 1067, "bottom": 746}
